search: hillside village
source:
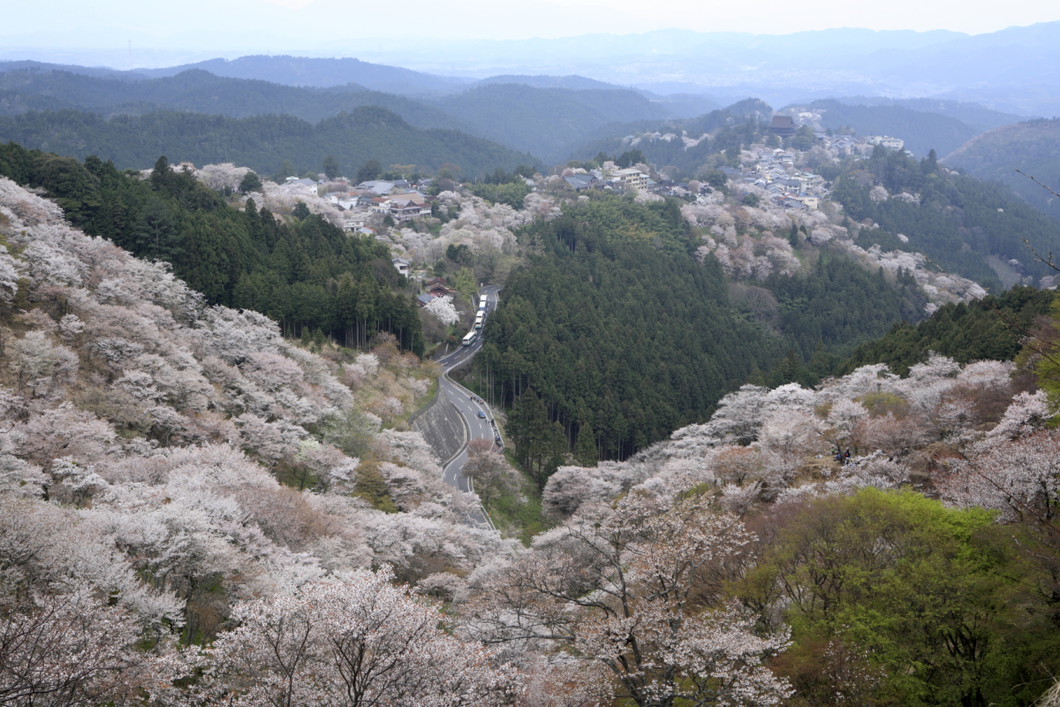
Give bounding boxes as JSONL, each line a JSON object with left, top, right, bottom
{"left": 190, "top": 119, "right": 974, "bottom": 332}
{"left": 225, "top": 114, "right": 903, "bottom": 244}
{"left": 198, "top": 121, "right": 986, "bottom": 324}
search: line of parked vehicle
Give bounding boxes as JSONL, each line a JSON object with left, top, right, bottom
{"left": 469, "top": 393, "right": 503, "bottom": 450}
{"left": 461, "top": 294, "right": 490, "bottom": 346}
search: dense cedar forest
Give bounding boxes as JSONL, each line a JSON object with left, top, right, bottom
{"left": 469, "top": 195, "right": 933, "bottom": 474}
{"left": 838, "top": 285, "right": 1059, "bottom": 376}
{"left": 473, "top": 197, "right": 775, "bottom": 466}
{"left": 0, "top": 143, "right": 424, "bottom": 352}
{"left": 832, "top": 147, "right": 1060, "bottom": 289}
{"left": 761, "top": 255, "right": 927, "bottom": 366}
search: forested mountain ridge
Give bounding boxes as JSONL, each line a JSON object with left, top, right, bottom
{"left": 944, "top": 118, "right": 1060, "bottom": 223}
{"left": 573, "top": 98, "right": 774, "bottom": 177}
{"left": 0, "top": 66, "right": 463, "bottom": 127}
{"left": 0, "top": 143, "right": 425, "bottom": 352}
{"left": 0, "top": 106, "right": 537, "bottom": 179}
{"left": 831, "top": 147, "right": 1060, "bottom": 289}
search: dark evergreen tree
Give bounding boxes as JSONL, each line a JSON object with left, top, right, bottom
{"left": 356, "top": 159, "right": 382, "bottom": 183}
{"left": 322, "top": 155, "right": 340, "bottom": 180}
{"left": 238, "top": 170, "right": 263, "bottom": 194}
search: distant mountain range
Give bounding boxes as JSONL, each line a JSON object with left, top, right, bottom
{"left": 133, "top": 55, "right": 469, "bottom": 95}
{"left": 0, "top": 62, "right": 683, "bottom": 167}
{"left": 1, "top": 25, "right": 1059, "bottom": 186}
{"left": 340, "top": 23, "right": 1060, "bottom": 118}
{"left": 4, "top": 22, "right": 1059, "bottom": 115}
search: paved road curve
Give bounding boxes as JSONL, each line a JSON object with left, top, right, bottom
{"left": 424, "top": 286, "right": 503, "bottom": 529}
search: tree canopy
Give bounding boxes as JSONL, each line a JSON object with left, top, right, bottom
{"left": 473, "top": 195, "right": 781, "bottom": 466}
{"left": 0, "top": 142, "right": 423, "bottom": 352}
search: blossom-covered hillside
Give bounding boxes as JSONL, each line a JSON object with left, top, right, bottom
{"left": 522, "top": 352, "right": 1060, "bottom": 704}
{"left": 0, "top": 177, "right": 521, "bottom": 703}
{"left": 2, "top": 168, "right": 1059, "bottom": 705}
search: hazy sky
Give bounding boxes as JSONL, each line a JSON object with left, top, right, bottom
{"left": 4, "top": 0, "right": 1059, "bottom": 56}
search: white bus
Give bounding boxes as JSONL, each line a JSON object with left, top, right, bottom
{"left": 474, "top": 311, "right": 484, "bottom": 329}
{"left": 462, "top": 331, "right": 477, "bottom": 346}
{"left": 478, "top": 294, "right": 488, "bottom": 311}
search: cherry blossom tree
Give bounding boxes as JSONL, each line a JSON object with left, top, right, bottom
{"left": 423, "top": 294, "right": 461, "bottom": 327}
{"left": 7, "top": 331, "right": 79, "bottom": 398}
{"left": 0, "top": 586, "right": 154, "bottom": 705}
{"left": 941, "top": 429, "right": 1060, "bottom": 527}
{"left": 469, "top": 492, "right": 792, "bottom": 706}
{"left": 165, "top": 568, "right": 521, "bottom": 706}
{"left": 462, "top": 438, "right": 513, "bottom": 507}
{"left": 0, "top": 245, "right": 19, "bottom": 303}
{"left": 692, "top": 384, "right": 770, "bottom": 446}
{"left": 541, "top": 461, "right": 646, "bottom": 519}
{"left": 985, "top": 390, "right": 1054, "bottom": 442}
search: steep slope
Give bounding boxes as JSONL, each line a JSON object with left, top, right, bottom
{"left": 0, "top": 174, "right": 510, "bottom": 646}
{"left": 832, "top": 147, "right": 1060, "bottom": 288}
{"left": 837, "top": 286, "right": 1057, "bottom": 376}
{"left": 530, "top": 350, "right": 1060, "bottom": 705}
{"left": 944, "top": 118, "right": 1060, "bottom": 222}
{"left": 475, "top": 197, "right": 782, "bottom": 465}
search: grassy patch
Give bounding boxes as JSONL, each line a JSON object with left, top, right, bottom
{"left": 486, "top": 473, "right": 550, "bottom": 545}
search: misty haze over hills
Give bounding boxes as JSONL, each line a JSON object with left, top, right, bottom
{"left": 3, "top": 21, "right": 1060, "bottom": 209}
{"left": 3, "top": 22, "right": 1059, "bottom": 116}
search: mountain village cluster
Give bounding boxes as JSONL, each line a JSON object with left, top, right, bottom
{"left": 220, "top": 115, "right": 915, "bottom": 307}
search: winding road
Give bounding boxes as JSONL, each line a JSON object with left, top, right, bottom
{"left": 415, "top": 285, "right": 502, "bottom": 529}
